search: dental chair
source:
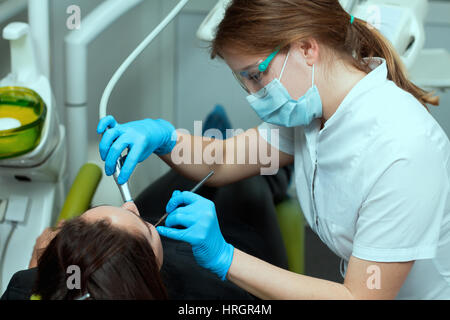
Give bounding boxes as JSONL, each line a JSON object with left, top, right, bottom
{"left": 276, "top": 197, "right": 305, "bottom": 275}
{"left": 28, "top": 163, "right": 304, "bottom": 301}
{"left": 55, "top": 163, "right": 102, "bottom": 224}
{"left": 58, "top": 163, "right": 306, "bottom": 275}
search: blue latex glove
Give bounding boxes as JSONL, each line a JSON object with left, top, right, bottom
{"left": 157, "top": 191, "right": 234, "bottom": 281}
{"left": 97, "top": 116, "right": 177, "bottom": 184}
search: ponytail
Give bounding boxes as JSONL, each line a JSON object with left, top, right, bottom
{"left": 344, "top": 17, "right": 439, "bottom": 110}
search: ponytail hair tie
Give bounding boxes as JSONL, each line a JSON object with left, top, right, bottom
{"left": 350, "top": 15, "right": 355, "bottom": 25}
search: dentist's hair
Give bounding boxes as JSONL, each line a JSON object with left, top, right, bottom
{"left": 32, "top": 217, "right": 167, "bottom": 300}
{"left": 211, "top": 0, "right": 439, "bottom": 109}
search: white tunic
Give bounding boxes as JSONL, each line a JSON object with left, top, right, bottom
{"left": 258, "top": 58, "right": 450, "bottom": 299}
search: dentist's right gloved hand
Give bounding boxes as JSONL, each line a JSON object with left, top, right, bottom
{"left": 97, "top": 115, "right": 177, "bottom": 185}
{"left": 157, "top": 191, "right": 235, "bottom": 281}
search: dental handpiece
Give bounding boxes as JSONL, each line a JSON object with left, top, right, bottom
{"left": 113, "top": 156, "right": 133, "bottom": 203}
{"left": 154, "top": 170, "right": 215, "bottom": 227}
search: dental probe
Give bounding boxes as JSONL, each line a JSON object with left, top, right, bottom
{"left": 154, "top": 170, "right": 215, "bottom": 227}
{"left": 113, "top": 155, "right": 133, "bottom": 203}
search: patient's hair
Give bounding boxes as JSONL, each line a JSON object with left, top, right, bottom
{"left": 32, "top": 217, "right": 167, "bottom": 300}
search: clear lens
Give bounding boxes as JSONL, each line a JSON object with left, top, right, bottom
{"left": 254, "top": 87, "right": 268, "bottom": 99}
{"left": 232, "top": 71, "right": 250, "bottom": 94}
{"left": 232, "top": 61, "right": 277, "bottom": 98}
{"left": 232, "top": 48, "right": 284, "bottom": 99}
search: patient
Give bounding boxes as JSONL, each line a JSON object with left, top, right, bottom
{"left": 1, "top": 165, "right": 291, "bottom": 300}
{"left": 1, "top": 106, "right": 292, "bottom": 300}
{"left": 25, "top": 202, "right": 167, "bottom": 300}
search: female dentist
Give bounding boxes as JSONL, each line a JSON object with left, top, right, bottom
{"left": 97, "top": 0, "right": 450, "bottom": 299}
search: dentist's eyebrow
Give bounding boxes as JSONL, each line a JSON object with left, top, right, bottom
{"left": 237, "top": 61, "right": 260, "bottom": 73}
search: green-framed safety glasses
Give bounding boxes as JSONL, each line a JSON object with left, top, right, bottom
{"left": 232, "top": 48, "right": 281, "bottom": 98}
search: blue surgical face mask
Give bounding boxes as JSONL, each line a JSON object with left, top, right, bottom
{"left": 246, "top": 51, "right": 323, "bottom": 127}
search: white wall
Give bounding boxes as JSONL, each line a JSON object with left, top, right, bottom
{"left": 49, "top": 0, "right": 103, "bottom": 124}
{"left": 174, "top": 12, "right": 261, "bottom": 133}
{"left": 424, "top": 0, "right": 450, "bottom": 137}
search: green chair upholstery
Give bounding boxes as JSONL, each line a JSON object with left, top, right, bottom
{"left": 56, "top": 163, "right": 102, "bottom": 224}
{"left": 275, "top": 198, "right": 305, "bottom": 274}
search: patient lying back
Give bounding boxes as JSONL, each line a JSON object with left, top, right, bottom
{"left": 29, "top": 203, "right": 167, "bottom": 300}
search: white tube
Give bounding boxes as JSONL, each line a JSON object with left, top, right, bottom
{"left": 28, "top": 0, "right": 50, "bottom": 79}
{"left": 0, "top": 0, "right": 27, "bottom": 26}
{"left": 99, "top": 0, "right": 191, "bottom": 119}
{"left": 66, "top": 106, "right": 88, "bottom": 185}
{"left": 64, "top": 0, "right": 144, "bottom": 184}
{"left": 65, "top": 44, "right": 87, "bottom": 106}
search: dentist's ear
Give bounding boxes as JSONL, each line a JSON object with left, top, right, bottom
{"left": 122, "top": 201, "right": 140, "bottom": 216}
{"left": 293, "top": 38, "right": 320, "bottom": 67}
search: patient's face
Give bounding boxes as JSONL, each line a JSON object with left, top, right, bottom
{"left": 82, "top": 203, "right": 163, "bottom": 269}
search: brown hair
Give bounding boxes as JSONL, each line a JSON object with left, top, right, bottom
{"left": 211, "top": 0, "right": 439, "bottom": 109}
{"left": 32, "top": 217, "right": 168, "bottom": 300}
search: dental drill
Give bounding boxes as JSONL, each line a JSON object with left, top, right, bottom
{"left": 113, "top": 155, "right": 133, "bottom": 203}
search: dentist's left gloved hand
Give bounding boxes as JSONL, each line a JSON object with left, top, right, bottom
{"left": 157, "top": 191, "right": 234, "bottom": 281}
{"left": 97, "top": 115, "right": 177, "bottom": 185}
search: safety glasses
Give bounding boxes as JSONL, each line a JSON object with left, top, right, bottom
{"left": 232, "top": 48, "right": 281, "bottom": 98}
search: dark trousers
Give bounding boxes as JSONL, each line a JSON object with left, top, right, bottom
{"left": 135, "top": 167, "right": 291, "bottom": 300}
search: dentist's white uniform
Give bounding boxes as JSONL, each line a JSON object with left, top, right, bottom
{"left": 259, "top": 58, "right": 450, "bottom": 299}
